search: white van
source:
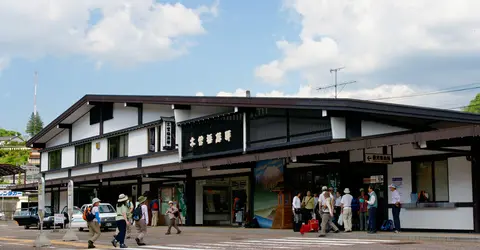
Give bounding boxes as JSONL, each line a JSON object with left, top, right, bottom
{"left": 71, "top": 203, "right": 117, "bottom": 231}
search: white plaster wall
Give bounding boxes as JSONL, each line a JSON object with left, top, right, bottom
{"left": 393, "top": 144, "right": 470, "bottom": 159}
{"left": 45, "top": 170, "right": 69, "bottom": 180}
{"left": 60, "top": 191, "right": 67, "bottom": 211}
{"left": 72, "top": 114, "right": 99, "bottom": 141}
{"left": 103, "top": 161, "right": 136, "bottom": 172}
{"left": 91, "top": 138, "right": 108, "bottom": 163}
{"left": 104, "top": 103, "right": 138, "bottom": 133}
{"left": 448, "top": 156, "right": 472, "bottom": 203}
{"left": 388, "top": 207, "right": 474, "bottom": 230}
{"left": 387, "top": 161, "right": 412, "bottom": 203}
{"left": 41, "top": 152, "right": 49, "bottom": 172}
{"left": 61, "top": 146, "right": 75, "bottom": 168}
{"left": 330, "top": 117, "right": 346, "bottom": 139}
{"left": 361, "top": 120, "right": 409, "bottom": 137}
{"left": 174, "top": 109, "right": 189, "bottom": 158}
{"left": 142, "top": 154, "right": 179, "bottom": 167}
{"left": 71, "top": 166, "right": 99, "bottom": 177}
{"left": 143, "top": 104, "right": 173, "bottom": 123}
{"left": 127, "top": 129, "right": 147, "bottom": 157}
{"left": 46, "top": 130, "right": 69, "bottom": 148}
{"left": 192, "top": 167, "right": 251, "bottom": 178}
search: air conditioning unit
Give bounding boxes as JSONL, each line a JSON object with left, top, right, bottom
{"left": 163, "top": 121, "right": 176, "bottom": 150}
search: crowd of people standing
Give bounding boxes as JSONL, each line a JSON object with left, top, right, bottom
{"left": 292, "top": 184, "right": 401, "bottom": 237}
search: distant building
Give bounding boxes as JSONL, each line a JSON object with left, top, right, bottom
{"left": 0, "top": 136, "right": 25, "bottom": 145}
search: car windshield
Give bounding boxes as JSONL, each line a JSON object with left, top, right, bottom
{"left": 98, "top": 205, "right": 115, "bottom": 213}
{"left": 73, "top": 208, "right": 82, "bottom": 215}
{"left": 14, "top": 209, "right": 30, "bottom": 216}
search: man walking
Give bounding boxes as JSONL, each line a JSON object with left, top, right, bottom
{"left": 366, "top": 185, "right": 378, "bottom": 234}
{"left": 318, "top": 191, "right": 340, "bottom": 237}
{"left": 135, "top": 196, "right": 149, "bottom": 246}
{"left": 165, "top": 201, "right": 182, "bottom": 235}
{"left": 340, "top": 188, "right": 353, "bottom": 232}
{"left": 389, "top": 184, "right": 401, "bottom": 233}
{"left": 88, "top": 198, "right": 101, "bottom": 249}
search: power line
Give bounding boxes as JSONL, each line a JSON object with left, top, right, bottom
{"left": 368, "top": 85, "right": 480, "bottom": 101}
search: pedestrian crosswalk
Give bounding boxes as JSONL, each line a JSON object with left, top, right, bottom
{"left": 104, "top": 237, "right": 401, "bottom": 250}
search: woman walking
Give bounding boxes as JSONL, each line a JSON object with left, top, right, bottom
{"left": 112, "top": 194, "right": 130, "bottom": 248}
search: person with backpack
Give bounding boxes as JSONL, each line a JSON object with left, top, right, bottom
{"left": 114, "top": 196, "right": 134, "bottom": 239}
{"left": 150, "top": 199, "right": 159, "bottom": 227}
{"left": 112, "top": 194, "right": 130, "bottom": 248}
{"left": 133, "top": 196, "right": 149, "bottom": 246}
{"left": 165, "top": 201, "right": 182, "bottom": 235}
{"left": 86, "top": 198, "right": 101, "bottom": 249}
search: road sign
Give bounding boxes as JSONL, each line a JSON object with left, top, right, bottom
{"left": 54, "top": 214, "right": 64, "bottom": 225}
{"left": 364, "top": 153, "right": 393, "bottom": 164}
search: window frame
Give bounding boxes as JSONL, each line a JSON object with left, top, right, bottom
{"left": 48, "top": 149, "right": 62, "bottom": 170}
{"left": 108, "top": 134, "right": 129, "bottom": 160}
{"left": 411, "top": 158, "right": 450, "bottom": 203}
{"left": 75, "top": 142, "right": 92, "bottom": 165}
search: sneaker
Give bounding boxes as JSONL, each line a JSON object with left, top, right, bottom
{"left": 111, "top": 239, "right": 117, "bottom": 248}
{"left": 176, "top": 231, "right": 182, "bottom": 234}
{"left": 165, "top": 232, "right": 171, "bottom": 235}
{"left": 318, "top": 234, "right": 326, "bottom": 237}
{"left": 120, "top": 244, "right": 128, "bottom": 248}
{"left": 88, "top": 240, "right": 96, "bottom": 249}
{"left": 394, "top": 230, "right": 399, "bottom": 233}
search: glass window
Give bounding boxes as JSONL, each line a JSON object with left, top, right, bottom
{"left": 48, "top": 150, "right": 62, "bottom": 170}
{"left": 75, "top": 143, "right": 91, "bottom": 165}
{"left": 414, "top": 159, "right": 449, "bottom": 202}
{"left": 108, "top": 134, "right": 128, "bottom": 160}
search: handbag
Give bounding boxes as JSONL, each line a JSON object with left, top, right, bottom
{"left": 338, "top": 214, "right": 344, "bottom": 226}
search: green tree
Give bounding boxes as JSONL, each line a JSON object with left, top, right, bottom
{"left": 26, "top": 112, "right": 44, "bottom": 137}
{"left": 0, "top": 149, "right": 29, "bottom": 165}
{"left": 463, "top": 93, "right": 480, "bottom": 114}
{"left": 0, "top": 128, "right": 21, "bottom": 137}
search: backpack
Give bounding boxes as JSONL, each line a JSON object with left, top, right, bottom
{"left": 381, "top": 219, "right": 394, "bottom": 231}
{"left": 152, "top": 201, "right": 159, "bottom": 210}
{"left": 83, "top": 206, "right": 96, "bottom": 222}
{"left": 132, "top": 205, "right": 143, "bottom": 221}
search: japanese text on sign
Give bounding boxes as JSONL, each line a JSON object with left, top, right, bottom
{"left": 190, "top": 130, "right": 232, "bottom": 148}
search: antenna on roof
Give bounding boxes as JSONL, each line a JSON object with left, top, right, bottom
{"left": 34, "top": 71, "right": 38, "bottom": 116}
{"left": 317, "top": 67, "right": 357, "bottom": 98}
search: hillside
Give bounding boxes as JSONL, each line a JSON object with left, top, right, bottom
{"left": 0, "top": 128, "right": 29, "bottom": 165}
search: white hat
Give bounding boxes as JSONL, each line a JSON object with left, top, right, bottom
{"left": 118, "top": 194, "right": 128, "bottom": 202}
{"left": 168, "top": 201, "right": 174, "bottom": 204}
{"left": 389, "top": 184, "right": 397, "bottom": 189}
{"left": 344, "top": 188, "right": 350, "bottom": 194}
{"left": 92, "top": 198, "right": 101, "bottom": 204}
{"left": 322, "top": 186, "right": 328, "bottom": 191}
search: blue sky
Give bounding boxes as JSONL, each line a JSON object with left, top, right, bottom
{"left": 1, "top": 0, "right": 480, "bottom": 134}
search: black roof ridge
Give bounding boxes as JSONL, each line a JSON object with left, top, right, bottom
{"left": 27, "top": 94, "right": 480, "bottom": 146}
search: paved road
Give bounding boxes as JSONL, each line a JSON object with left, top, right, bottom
{"left": 0, "top": 222, "right": 478, "bottom": 250}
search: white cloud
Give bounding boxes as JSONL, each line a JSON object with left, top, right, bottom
{"left": 0, "top": 0, "right": 217, "bottom": 69}
{"left": 195, "top": 92, "right": 204, "bottom": 96}
{"left": 256, "top": 0, "right": 480, "bottom": 84}
{"left": 0, "top": 57, "right": 10, "bottom": 71}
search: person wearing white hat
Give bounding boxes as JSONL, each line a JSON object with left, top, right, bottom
{"left": 87, "top": 198, "right": 101, "bottom": 249}
{"left": 112, "top": 194, "right": 130, "bottom": 248}
{"left": 340, "top": 188, "right": 353, "bottom": 232}
{"left": 389, "top": 184, "right": 401, "bottom": 233}
{"left": 165, "top": 201, "right": 182, "bottom": 235}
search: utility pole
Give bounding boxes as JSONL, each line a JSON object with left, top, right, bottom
{"left": 330, "top": 67, "right": 344, "bottom": 99}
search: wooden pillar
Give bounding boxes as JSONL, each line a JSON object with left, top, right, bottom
{"left": 472, "top": 140, "right": 480, "bottom": 233}
{"left": 185, "top": 170, "right": 195, "bottom": 226}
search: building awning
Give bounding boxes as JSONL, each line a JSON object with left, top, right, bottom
{"left": 177, "top": 111, "right": 241, "bottom": 126}
{"left": 0, "top": 164, "right": 26, "bottom": 177}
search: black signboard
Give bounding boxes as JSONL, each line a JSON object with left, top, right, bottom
{"left": 181, "top": 113, "right": 243, "bottom": 160}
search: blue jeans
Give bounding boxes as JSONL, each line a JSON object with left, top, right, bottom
{"left": 392, "top": 206, "right": 401, "bottom": 231}
{"left": 368, "top": 207, "right": 377, "bottom": 232}
{"left": 115, "top": 220, "right": 127, "bottom": 244}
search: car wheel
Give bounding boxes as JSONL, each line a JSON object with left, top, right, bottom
{"left": 79, "top": 228, "right": 83, "bottom": 231}
{"left": 24, "top": 225, "right": 29, "bottom": 229}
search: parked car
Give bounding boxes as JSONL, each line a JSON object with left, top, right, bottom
{"left": 60, "top": 205, "right": 81, "bottom": 225}
{"left": 13, "top": 206, "right": 63, "bottom": 229}
{"left": 74, "top": 203, "right": 117, "bottom": 231}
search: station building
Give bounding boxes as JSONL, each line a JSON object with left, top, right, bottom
{"left": 12, "top": 94, "right": 480, "bottom": 232}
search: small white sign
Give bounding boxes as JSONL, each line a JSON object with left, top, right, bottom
{"left": 54, "top": 214, "right": 64, "bottom": 225}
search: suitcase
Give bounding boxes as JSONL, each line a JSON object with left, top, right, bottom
{"left": 308, "top": 219, "right": 319, "bottom": 232}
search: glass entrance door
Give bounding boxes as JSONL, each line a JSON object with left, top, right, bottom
{"left": 203, "top": 187, "right": 230, "bottom": 225}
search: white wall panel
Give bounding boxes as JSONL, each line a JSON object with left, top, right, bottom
{"left": 91, "top": 138, "right": 108, "bottom": 163}
{"left": 104, "top": 103, "right": 138, "bottom": 133}
{"left": 60, "top": 191, "right": 67, "bottom": 211}
{"left": 46, "top": 130, "right": 69, "bottom": 148}
{"left": 71, "top": 166, "right": 99, "bottom": 177}
{"left": 143, "top": 104, "right": 173, "bottom": 123}
{"left": 72, "top": 114, "right": 98, "bottom": 141}
{"left": 45, "top": 170, "right": 69, "bottom": 180}
{"left": 61, "top": 146, "right": 75, "bottom": 168}
{"left": 128, "top": 129, "right": 148, "bottom": 157}
{"left": 41, "top": 152, "right": 49, "bottom": 172}
{"left": 388, "top": 207, "right": 474, "bottom": 230}
{"left": 387, "top": 161, "right": 412, "bottom": 203}
{"left": 142, "top": 154, "right": 179, "bottom": 167}
{"left": 330, "top": 117, "right": 346, "bottom": 139}
{"left": 103, "top": 161, "right": 136, "bottom": 172}
{"left": 448, "top": 157, "right": 472, "bottom": 203}
{"left": 361, "top": 120, "right": 408, "bottom": 137}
